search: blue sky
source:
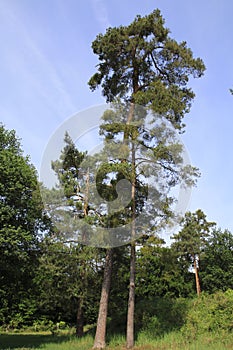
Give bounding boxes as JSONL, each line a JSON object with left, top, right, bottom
{"left": 1, "top": 0, "right": 233, "bottom": 233}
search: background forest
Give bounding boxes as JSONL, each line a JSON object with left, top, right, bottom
{"left": 0, "top": 121, "right": 233, "bottom": 349}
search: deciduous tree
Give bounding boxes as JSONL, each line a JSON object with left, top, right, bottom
{"left": 200, "top": 228, "right": 233, "bottom": 293}
{"left": 0, "top": 124, "right": 48, "bottom": 326}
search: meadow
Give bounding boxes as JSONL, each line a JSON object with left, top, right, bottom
{"left": 1, "top": 331, "right": 233, "bottom": 350}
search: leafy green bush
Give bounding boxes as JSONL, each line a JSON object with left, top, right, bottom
{"left": 32, "top": 318, "right": 67, "bottom": 333}
{"left": 135, "top": 297, "right": 190, "bottom": 337}
{"left": 181, "top": 289, "right": 233, "bottom": 340}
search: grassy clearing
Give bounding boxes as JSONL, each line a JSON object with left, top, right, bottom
{"left": 135, "top": 331, "right": 233, "bottom": 350}
{"left": 0, "top": 332, "right": 74, "bottom": 350}
{"left": 0, "top": 331, "right": 232, "bottom": 350}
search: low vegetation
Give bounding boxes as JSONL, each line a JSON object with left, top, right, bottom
{"left": 1, "top": 331, "right": 233, "bottom": 350}
{"left": 1, "top": 290, "right": 232, "bottom": 349}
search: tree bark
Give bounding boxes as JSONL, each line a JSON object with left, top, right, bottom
{"left": 93, "top": 248, "right": 113, "bottom": 349}
{"left": 84, "top": 169, "right": 90, "bottom": 218}
{"left": 126, "top": 242, "right": 136, "bottom": 348}
{"left": 194, "top": 255, "right": 201, "bottom": 296}
{"left": 76, "top": 171, "right": 89, "bottom": 338}
{"left": 76, "top": 299, "right": 84, "bottom": 337}
{"left": 126, "top": 140, "right": 136, "bottom": 349}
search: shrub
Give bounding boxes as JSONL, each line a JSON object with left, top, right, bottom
{"left": 181, "top": 289, "right": 233, "bottom": 340}
{"left": 135, "top": 297, "right": 190, "bottom": 337}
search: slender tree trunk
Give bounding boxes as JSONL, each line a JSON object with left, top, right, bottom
{"left": 76, "top": 299, "right": 84, "bottom": 337}
{"left": 84, "top": 169, "right": 90, "bottom": 218}
{"left": 194, "top": 256, "right": 201, "bottom": 296}
{"left": 123, "top": 102, "right": 135, "bottom": 143}
{"left": 76, "top": 256, "right": 87, "bottom": 337}
{"left": 126, "top": 242, "right": 136, "bottom": 348}
{"left": 126, "top": 139, "right": 136, "bottom": 349}
{"left": 93, "top": 248, "right": 113, "bottom": 349}
{"left": 76, "top": 170, "right": 89, "bottom": 338}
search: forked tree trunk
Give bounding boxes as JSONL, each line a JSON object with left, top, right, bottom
{"left": 93, "top": 248, "right": 113, "bottom": 349}
{"left": 194, "top": 256, "right": 201, "bottom": 296}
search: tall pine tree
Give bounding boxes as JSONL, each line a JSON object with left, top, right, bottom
{"left": 89, "top": 9, "right": 205, "bottom": 348}
{"left": 171, "top": 210, "right": 215, "bottom": 296}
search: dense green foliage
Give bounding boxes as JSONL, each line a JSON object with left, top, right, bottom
{"left": 171, "top": 210, "right": 216, "bottom": 262}
{"left": 1, "top": 123, "right": 233, "bottom": 349}
{"left": 200, "top": 228, "right": 233, "bottom": 292}
{"left": 0, "top": 124, "right": 48, "bottom": 327}
{"left": 89, "top": 9, "right": 205, "bottom": 130}
{"left": 51, "top": 132, "right": 86, "bottom": 199}
{"left": 181, "top": 289, "right": 233, "bottom": 339}
{"left": 1, "top": 290, "right": 233, "bottom": 349}
{"left": 136, "top": 237, "right": 194, "bottom": 299}
{"left": 34, "top": 241, "right": 102, "bottom": 326}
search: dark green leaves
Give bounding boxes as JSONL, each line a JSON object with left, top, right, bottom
{"left": 0, "top": 124, "right": 47, "bottom": 326}
{"left": 88, "top": 9, "right": 205, "bottom": 129}
{"left": 171, "top": 209, "right": 216, "bottom": 259}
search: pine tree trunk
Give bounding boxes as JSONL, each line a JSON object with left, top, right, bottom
{"left": 126, "top": 140, "right": 136, "bottom": 349}
{"left": 93, "top": 248, "right": 113, "bottom": 349}
{"left": 76, "top": 300, "right": 84, "bottom": 337}
{"left": 194, "top": 256, "right": 201, "bottom": 296}
{"left": 76, "top": 170, "right": 89, "bottom": 338}
{"left": 126, "top": 243, "right": 136, "bottom": 348}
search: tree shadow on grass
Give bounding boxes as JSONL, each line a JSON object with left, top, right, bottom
{"left": 0, "top": 333, "right": 69, "bottom": 349}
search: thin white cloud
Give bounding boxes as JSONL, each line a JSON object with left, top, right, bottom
{"left": 91, "top": 0, "right": 111, "bottom": 30}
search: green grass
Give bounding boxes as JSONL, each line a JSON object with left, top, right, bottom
{"left": 0, "top": 331, "right": 232, "bottom": 350}
{"left": 0, "top": 332, "right": 94, "bottom": 350}
{"left": 135, "top": 331, "right": 233, "bottom": 350}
